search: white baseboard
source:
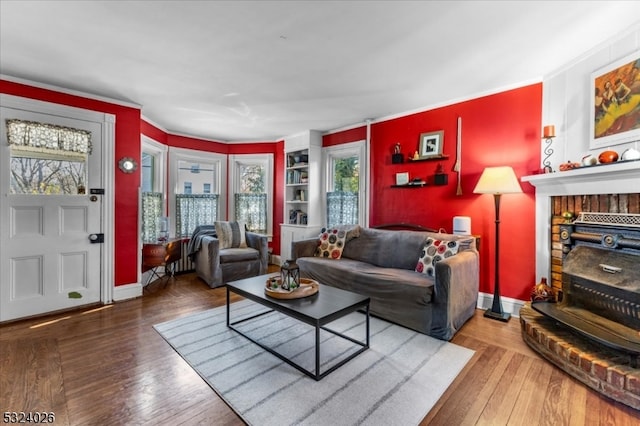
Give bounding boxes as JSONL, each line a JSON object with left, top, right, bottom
{"left": 113, "top": 282, "right": 143, "bottom": 301}
{"left": 477, "top": 292, "right": 526, "bottom": 318}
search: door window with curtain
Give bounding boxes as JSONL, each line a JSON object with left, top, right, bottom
{"left": 7, "top": 119, "right": 91, "bottom": 195}
{"left": 141, "top": 136, "right": 166, "bottom": 243}
{"left": 324, "top": 141, "right": 366, "bottom": 228}
{"left": 168, "top": 147, "right": 226, "bottom": 238}
{"left": 229, "top": 154, "right": 273, "bottom": 236}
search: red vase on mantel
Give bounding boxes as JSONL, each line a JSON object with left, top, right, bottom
{"left": 531, "top": 277, "right": 555, "bottom": 302}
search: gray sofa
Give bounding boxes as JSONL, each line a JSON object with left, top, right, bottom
{"left": 291, "top": 226, "right": 479, "bottom": 340}
{"left": 188, "top": 225, "right": 269, "bottom": 288}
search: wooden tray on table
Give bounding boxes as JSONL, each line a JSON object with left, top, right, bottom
{"left": 265, "top": 277, "right": 319, "bottom": 299}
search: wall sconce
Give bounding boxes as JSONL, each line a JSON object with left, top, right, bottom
{"left": 542, "top": 125, "right": 555, "bottom": 173}
{"left": 118, "top": 157, "right": 138, "bottom": 173}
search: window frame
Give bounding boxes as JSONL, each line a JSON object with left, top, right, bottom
{"left": 168, "top": 147, "right": 227, "bottom": 234}
{"left": 140, "top": 136, "right": 167, "bottom": 243}
{"left": 141, "top": 135, "right": 167, "bottom": 195}
{"left": 322, "top": 140, "right": 367, "bottom": 226}
{"left": 228, "top": 153, "right": 274, "bottom": 237}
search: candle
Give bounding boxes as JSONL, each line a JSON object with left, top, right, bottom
{"left": 543, "top": 125, "right": 555, "bottom": 138}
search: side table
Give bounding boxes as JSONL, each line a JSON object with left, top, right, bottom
{"left": 142, "top": 238, "right": 183, "bottom": 286}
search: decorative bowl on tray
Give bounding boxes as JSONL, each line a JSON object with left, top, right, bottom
{"left": 265, "top": 277, "right": 319, "bottom": 299}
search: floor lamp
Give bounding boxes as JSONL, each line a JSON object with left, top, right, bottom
{"left": 473, "top": 166, "right": 522, "bottom": 322}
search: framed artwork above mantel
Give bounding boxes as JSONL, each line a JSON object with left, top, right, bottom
{"left": 589, "top": 50, "right": 640, "bottom": 149}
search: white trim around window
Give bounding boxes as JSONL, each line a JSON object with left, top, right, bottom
{"left": 141, "top": 135, "right": 167, "bottom": 195}
{"left": 228, "top": 153, "right": 274, "bottom": 238}
{"left": 322, "top": 140, "right": 367, "bottom": 226}
{"left": 167, "top": 147, "right": 227, "bottom": 227}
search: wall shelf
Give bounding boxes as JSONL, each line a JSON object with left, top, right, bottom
{"left": 391, "top": 183, "right": 427, "bottom": 188}
{"left": 407, "top": 154, "right": 449, "bottom": 162}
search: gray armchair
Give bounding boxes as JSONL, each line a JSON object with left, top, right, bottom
{"left": 189, "top": 224, "right": 269, "bottom": 288}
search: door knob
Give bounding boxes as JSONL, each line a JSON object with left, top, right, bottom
{"left": 89, "top": 233, "right": 104, "bottom": 243}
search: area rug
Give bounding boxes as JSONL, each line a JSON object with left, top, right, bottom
{"left": 153, "top": 299, "right": 474, "bottom": 426}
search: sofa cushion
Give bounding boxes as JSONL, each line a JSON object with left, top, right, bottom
{"left": 215, "top": 221, "right": 247, "bottom": 249}
{"left": 415, "top": 238, "right": 460, "bottom": 277}
{"left": 341, "top": 228, "right": 431, "bottom": 269}
{"left": 315, "top": 227, "right": 348, "bottom": 259}
{"left": 297, "top": 257, "right": 434, "bottom": 303}
{"left": 219, "top": 247, "right": 259, "bottom": 263}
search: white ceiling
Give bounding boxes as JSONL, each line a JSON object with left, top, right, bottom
{"left": 1, "top": 1, "right": 640, "bottom": 142}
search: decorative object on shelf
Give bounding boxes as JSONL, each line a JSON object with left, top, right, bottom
{"left": 531, "top": 277, "right": 556, "bottom": 302}
{"left": 408, "top": 177, "right": 427, "bottom": 186}
{"left": 561, "top": 211, "right": 574, "bottom": 223}
{"left": 433, "top": 163, "right": 448, "bottom": 186}
{"left": 581, "top": 154, "right": 597, "bottom": 166}
{"left": 412, "top": 150, "right": 420, "bottom": 160}
{"left": 417, "top": 130, "right": 444, "bottom": 159}
{"left": 542, "top": 125, "right": 555, "bottom": 173}
{"left": 473, "top": 166, "right": 523, "bottom": 322}
{"left": 280, "top": 259, "right": 300, "bottom": 291}
{"left": 392, "top": 142, "right": 404, "bottom": 163}
{"left": 598, "top": 149, "right": 619, "bottom": 164}
{"left": 621, "top": 147, "right": 640, "bottom": 161}
{"left": 558, "top": 161, "right": 581, "bottom": 171}
{"left": 118, "top": 157, "right": 137, "bottom": 173}
{"left": 454, "top": 116, "right": 463, "bottom": 195}
{"left": 590, "top": 50, "right": 640, "bottom": 150}
{"left": 395, "top": 172, "right": 409, "bottom": 186}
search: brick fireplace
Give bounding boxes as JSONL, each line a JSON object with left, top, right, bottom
{"left": 549, "top": 193, "right": 640, "bottom": 297}
{"left": 520, "top": 161, "right": 640, "bottom": 409}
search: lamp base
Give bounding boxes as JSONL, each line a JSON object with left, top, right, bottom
{"left": 484, "top": 308, "right": 511, "bottom": 322}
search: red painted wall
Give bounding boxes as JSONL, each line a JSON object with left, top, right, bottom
{"left": 323, "top": 84, "right": 542, "bottom": 301}
{"left": 2, "top": 79, "right": 142, "bottom": 287}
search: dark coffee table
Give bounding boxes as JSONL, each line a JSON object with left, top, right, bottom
{"left": 226, "top": 273, "right": 370, "bottom": 381}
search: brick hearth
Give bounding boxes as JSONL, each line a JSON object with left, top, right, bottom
{"left": 520, "top": 304, "right": 640, "bottom": 409}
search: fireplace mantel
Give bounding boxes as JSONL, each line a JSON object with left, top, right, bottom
{"left": 520, "top": 159, "right": 640, "bottom": 287}
{"left": 521, "top": 160, "right": 640, "bottom": 196}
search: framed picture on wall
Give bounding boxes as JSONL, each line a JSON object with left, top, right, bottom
{"left": 589, "top": 50, "right": 640, "bottom": 149}
{"left": 418, "top": 131, "right": 444, "bottom": 159}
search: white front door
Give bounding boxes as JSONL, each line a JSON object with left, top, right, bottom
{"left": 0, "top": 103, "right": 104, "bottom": 321}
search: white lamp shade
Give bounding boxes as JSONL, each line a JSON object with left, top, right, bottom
{"left": 473, "top": 166, "right": 522, "bottom": 194}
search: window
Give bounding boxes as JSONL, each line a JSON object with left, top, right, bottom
{"left": 324, "top": 141, "right": 367, "bottom": 228}
{"left": 229, "top": 154, "right": 273, "bottom": 235}
{"left": 141, "top": 136, "right": 167, "bottom": 242}
{"left": 169, "top": 147, "right": 226, "bottom": 238}
{"left": 7, "top": 119, "right": 90, "bottom": 195}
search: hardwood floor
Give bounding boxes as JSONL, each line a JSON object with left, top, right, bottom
{"left": 1, "top": 271, "right": 639, "bottom": 425}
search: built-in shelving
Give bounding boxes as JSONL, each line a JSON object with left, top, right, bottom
{"left": 280, "top": 130, "right": 323, "bottom": 262}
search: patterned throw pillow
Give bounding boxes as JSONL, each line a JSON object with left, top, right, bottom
{"left": 314, "top": 227, "right": 348, "bottom": 259}
{"left": 415, "top": 238, "right": 460, "bottom": 277}
{"left": 215, "top": 221, "right": 247, "bottom": 249}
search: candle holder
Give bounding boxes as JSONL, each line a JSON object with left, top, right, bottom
{"left": 542, "top": 125, "right": 555, "bottom": 173}
{"left": 280, "top": 260, "right": 300, "bottom": 291}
